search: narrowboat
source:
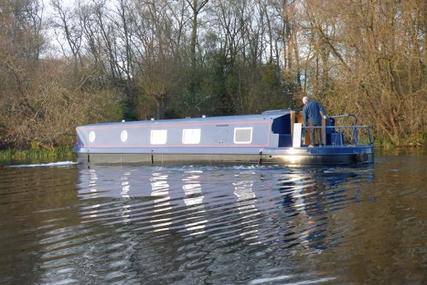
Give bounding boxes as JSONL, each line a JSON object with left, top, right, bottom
{"left": 74, "top": 109, "right": 374, "bottom": 165}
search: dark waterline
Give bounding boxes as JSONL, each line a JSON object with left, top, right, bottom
{"left": 0, "top": 150, "right": 426, "bottom": 284}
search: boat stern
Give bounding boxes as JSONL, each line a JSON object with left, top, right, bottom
{"left": 266, "top": 145, "right": 374, "bottom": 166}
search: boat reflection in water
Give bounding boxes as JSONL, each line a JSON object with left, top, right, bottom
{"left": 69, "top": 164, "right": 374, "bottom": 283}
{"left": 182, "top": 170, "right": 207, "bottom": 235}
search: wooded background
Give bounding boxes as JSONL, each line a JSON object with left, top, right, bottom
{"left": 1, "top": 0, "right": 426, "bottom": 148}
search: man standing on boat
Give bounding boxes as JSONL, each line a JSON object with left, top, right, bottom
{"left": 302, "top": 96, "right": 327, "bottom": 146}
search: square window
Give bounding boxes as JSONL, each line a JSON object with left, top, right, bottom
{"left": 150, "top": 130, "right": 167, "bottom": 144}
{"left": 182, "top": 129, "right": 201, "bottom": 144}
{"left": 234, "top": 127, "right": 253, "bottom": 144}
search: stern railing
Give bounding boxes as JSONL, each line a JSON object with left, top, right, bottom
{"left": 301, "top": 114, "right": 373, "bottom": 146}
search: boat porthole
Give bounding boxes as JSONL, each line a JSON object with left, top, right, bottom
{"left": 121, "top": 130, "right": 128, "bottom": 142}
{"left": 89, "top": 131, "right": 96, "bottom": 143}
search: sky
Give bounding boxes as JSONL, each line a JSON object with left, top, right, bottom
{"left": 42, "top": 0, "right": 86, "bottom": 57}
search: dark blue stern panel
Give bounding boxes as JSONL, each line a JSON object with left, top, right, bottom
{"left": 272, "top": 113, "right": 292, "bottom": 147}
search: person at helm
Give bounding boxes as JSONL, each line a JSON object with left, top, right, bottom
{"left": 302, "top": 96, "right": 327, "bottom": 146}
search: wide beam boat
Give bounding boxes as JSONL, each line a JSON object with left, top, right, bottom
{"left": 74, "top": 109, "right": 374, "bottom": 165}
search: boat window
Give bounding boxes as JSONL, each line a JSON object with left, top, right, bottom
{"left": 234, "top": 127, "right": 253, "bottom": 144}
{"left": 182, "top": 128, "right": 201, "bottom": 144}
{"left": 150, "top": 130, "right": 167, "bottom": 144}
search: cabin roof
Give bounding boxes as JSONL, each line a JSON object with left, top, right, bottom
{"left": 79, "top": 109, "right": 292, "bottom": 128}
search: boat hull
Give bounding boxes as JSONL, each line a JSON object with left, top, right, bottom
{"left": 76, "top": 145, "right": 374, "bottom": 166}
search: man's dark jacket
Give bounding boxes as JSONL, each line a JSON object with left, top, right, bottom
{"left": 303, "top": 100, "right": 326, "bottom": 126}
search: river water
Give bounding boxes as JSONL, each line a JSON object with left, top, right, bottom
{"left": 0, "top": 149, "right": 426, "bottom": 284}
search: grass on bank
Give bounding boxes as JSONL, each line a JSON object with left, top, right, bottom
{"left": 0, "top": 147, "right": 75, "bottom": 164}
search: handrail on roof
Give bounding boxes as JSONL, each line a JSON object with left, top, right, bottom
{"left": 262, "top": 109, "right": 291, "bottom": 115}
